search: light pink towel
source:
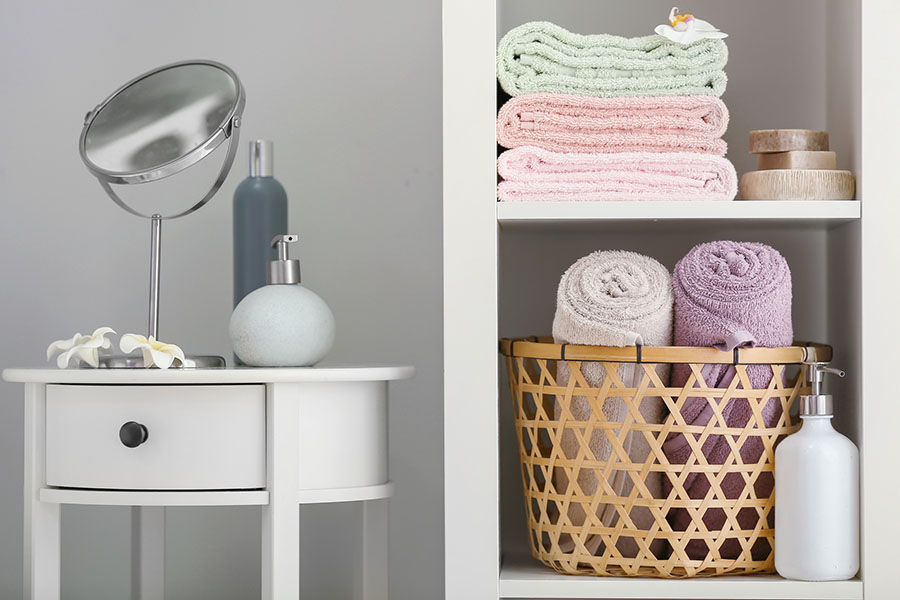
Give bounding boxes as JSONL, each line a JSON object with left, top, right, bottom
{"left": 497, "top": 147, "right": 738, "bottom": 202}
{"left": 497, "top": 94, "right": 728, "bottom": 156}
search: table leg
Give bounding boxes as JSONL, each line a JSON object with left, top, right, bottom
{"left": 131, "top": 507, "right": 165, "bottom": 600}
{"left": 262, "top": 383, "right": 301, "bottom": 600}
{"left": 24, "top": 383, "right": 60, "bottom": 600}
{"left": 354, "top": 499, "right": 388, "bottom": 600}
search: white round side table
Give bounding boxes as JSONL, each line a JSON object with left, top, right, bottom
{"left": 2, "top": 365, "right": 414, "bottom": 600}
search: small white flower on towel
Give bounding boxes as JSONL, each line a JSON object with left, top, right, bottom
{"left": 655, "top": 7, "right": 728, "bottom": 45}
{"left": 120, "top": 334, "right": 186, "bottom": 369}
{"left": 47, "top": 327, "right": 116, "bottom": 368}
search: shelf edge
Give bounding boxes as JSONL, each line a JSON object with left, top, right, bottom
{"left": 499, "top": 556, "right": 863, "bottom": 600}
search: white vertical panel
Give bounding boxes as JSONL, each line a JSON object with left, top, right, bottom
{"left": 861, "top": 0, "right": 900, "bottom": 597}
{"left": 354, "top": 499, "right": 389, "bottom": 600}
{"left": 442, "top": 0, "right": 499, "bottom": 598}
{"left": 261, "top": 383, "right": 301, "bottom": 600}
{"left": 131, "top": 507, "right": 165, "bottom": 600}
{"left": 23, "top": 383, "right": 60, "bottom": 600}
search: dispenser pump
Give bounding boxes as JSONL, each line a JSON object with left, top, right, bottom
{"left": 800, "top": 362, "right": 845, "bottom": 416}
{"left": 267, "top": 234, "right": 301, "bottom": 284}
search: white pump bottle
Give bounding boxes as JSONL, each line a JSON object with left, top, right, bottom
{"left": 774, "top": 363, "right": 858, "bottom": 581}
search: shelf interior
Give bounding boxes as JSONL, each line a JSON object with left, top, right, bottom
{"left": 497, "top": 0, "right": 861, "bottom": 200}
{"left": 496, "top": 219, "right": 862, "bottom": 582}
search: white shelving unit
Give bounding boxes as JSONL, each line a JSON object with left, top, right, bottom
{"left": 444, "top": 1, "right": 899, "bottom": 599}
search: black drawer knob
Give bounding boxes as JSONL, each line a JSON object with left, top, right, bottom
{"left": 119, "top": 421, "right": 148, "bottom": 448}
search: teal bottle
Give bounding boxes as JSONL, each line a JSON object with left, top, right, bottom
{"left": 233, "top": 140, "right": 288, "bottom": 308}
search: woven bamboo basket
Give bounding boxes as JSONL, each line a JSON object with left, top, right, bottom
{"left": 500, "top": 337, "right": 833, "bottom": 579}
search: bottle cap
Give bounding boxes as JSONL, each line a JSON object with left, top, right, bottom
{"left": 799, "top": 394, "right": 834, "bottom": 416}
{"left": 267, "top": 235, "right": 301, "bottom": 284}
{"left": 249, "top": 140, "right": 273, "bottom": 177}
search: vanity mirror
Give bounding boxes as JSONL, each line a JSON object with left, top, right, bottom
{"left": 79, "top": 60, "right": 245, "bottom": 367}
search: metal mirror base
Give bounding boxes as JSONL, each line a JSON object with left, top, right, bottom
{"left": 94, "top": 355, "right": 227, "bottom": 369}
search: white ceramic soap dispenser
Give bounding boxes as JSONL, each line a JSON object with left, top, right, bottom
{"left": 229, "top": 235, "right": 335, "bottom": 366}
{"left": 774, "top": 362, "right": 858, "bottom": 581}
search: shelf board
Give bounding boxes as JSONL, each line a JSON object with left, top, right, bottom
{"left": 297, "top": 482, "right": 394, "bottom": 504}
{"left": 40, "top": 484, "right": 395, "bottom": 507}
{"left": 497, "top": 200, "right": 860, "bottom": 231}
{"left": 40, "top": 488, "right": 269, "bottom": 506}
{"left": 500, "top": 554, "right": 862, "bottom": 600}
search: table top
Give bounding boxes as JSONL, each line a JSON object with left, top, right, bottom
{"left": 2, "top": 365, "right": 415, "bottom": 384}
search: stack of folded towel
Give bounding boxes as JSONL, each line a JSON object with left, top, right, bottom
{"left": 497, "top": 21, "right": 738, "bottom": 202}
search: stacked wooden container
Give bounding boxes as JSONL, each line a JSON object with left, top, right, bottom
{"left": 740, "top": 129, "right": 855, "bottom": 200}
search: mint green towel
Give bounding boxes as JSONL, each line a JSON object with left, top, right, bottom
{"left": 498, "top": 21, "right": 728, "bottom": 98}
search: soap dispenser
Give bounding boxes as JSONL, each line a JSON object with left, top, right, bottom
{"left": 229, "top": 235, "right": 335, "bottom": 367}
{"left": 774, "top": 362, "right": 858, "bottom": 581}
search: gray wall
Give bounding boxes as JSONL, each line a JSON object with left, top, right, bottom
{"left": 0, "top": 1, "right": 442, "bottom": 598}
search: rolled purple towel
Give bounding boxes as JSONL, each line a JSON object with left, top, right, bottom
{"left": 663, "top": 240, "right": 793, "bottom": 559}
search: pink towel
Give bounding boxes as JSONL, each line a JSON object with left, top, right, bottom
{"left": 497, "top": 147, "right": 737, "bottom": 202}
{"left": 663, "top": 240, "right": 793, "bottom": 560}
{"left": 497, "top": 94, "right": 728, "bottom": 155}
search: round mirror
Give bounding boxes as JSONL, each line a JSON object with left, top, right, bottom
{"left": 81, "top": 60, "right": 244, "bottom": 186}
{"left": 78, "top": 60, "right": 245, "bottom": 361}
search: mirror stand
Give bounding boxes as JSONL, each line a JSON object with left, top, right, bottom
{"left": 149, "top": 214, "right": 161, "bottom": 340}
{"left": 96, "top": 212, "right": 225, "bottom": 369}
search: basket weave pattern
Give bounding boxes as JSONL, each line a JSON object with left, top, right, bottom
{"left": 502, "top": 339, "right": 818, "bottom": 578}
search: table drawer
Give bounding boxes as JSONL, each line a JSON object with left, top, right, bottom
{"left": 45, "top": 385, "right": 265, "bottom": 490}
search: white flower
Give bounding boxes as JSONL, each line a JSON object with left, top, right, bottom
{"left": 655, "top": 7, "right": 728, "bottom": 45}
{"left": 47, "top": 327, "right": 116, "bottom": 368}
{"left": 120, "top": 334, "right": 186, "bottom": 369}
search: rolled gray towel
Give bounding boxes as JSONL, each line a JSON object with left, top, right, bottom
{"left": 553, "top": 250, "right": 673, "bottom": 558}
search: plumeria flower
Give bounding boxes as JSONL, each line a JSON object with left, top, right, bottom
{"left": 47, "top": 327, "right": 116, "bottom": 368}
{"left": 655, "top": 7, "right": 728, "bottom": 45}
{"left": 120, "top": 334, "right": 186, "bottom": 369}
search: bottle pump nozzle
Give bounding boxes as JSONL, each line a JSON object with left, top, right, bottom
{"left": 807, "top": 363, "right": 846, "bottom": 395}
{"left": 801, "top": 362, "right": 845, "bottom": 416}
{"left": 268, "top": 234, "right": 301, "bottom": 284}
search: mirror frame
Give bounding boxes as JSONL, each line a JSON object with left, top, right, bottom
{"left": 79, "top": 59, "right": 246, "bottom": 186}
